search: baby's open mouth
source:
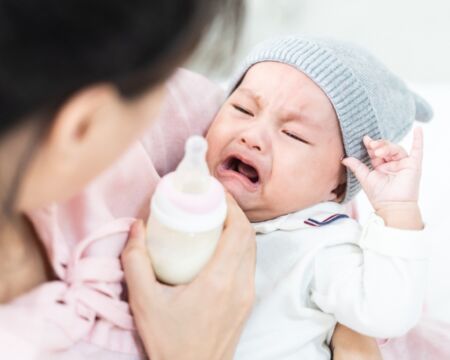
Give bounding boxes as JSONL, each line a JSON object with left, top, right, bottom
{"left": 223, "top": 156, "right": 260, "bottom": 184}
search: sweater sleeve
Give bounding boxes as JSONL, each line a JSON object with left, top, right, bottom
{"left": 139, "top": 68, "right": 225, "bottom": 177}
{"left": 311, "top": 214, "right": 429, "bottom": 338}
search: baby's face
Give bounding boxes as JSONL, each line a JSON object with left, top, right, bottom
{"left": 206, "top": 62, "right": 346, "bottom": 222}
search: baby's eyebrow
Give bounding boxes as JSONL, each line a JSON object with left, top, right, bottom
{"left": 284, "top": 109, "right": 312, "bottom": 125}
{"left": 283, "top": 108, "right": 302, "bottom": 121}
{"left": 235, "top": 87, "right": 263, "bottom": 108}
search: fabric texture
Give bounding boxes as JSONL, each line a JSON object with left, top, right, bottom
{"left": 234, "top": 201, "right": 428, "bottom": 359}
{"left": 228, "top": 36, "right": 434, "bottom": 202}
{"left": 0, "top": 68, "right": 224, "bottom": 359}
{"left": 378, "top": 318, "right": 450, "bottom": 360}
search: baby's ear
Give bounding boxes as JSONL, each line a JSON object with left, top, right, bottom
{"left": 330, "top": 169, "right": 347, "bottom": 202}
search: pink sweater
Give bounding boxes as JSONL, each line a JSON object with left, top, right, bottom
{"left": 0, "top": 69, "right": 224, "bottom": 359}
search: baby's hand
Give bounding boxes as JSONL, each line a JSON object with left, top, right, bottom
{"left": 342, "top": 128, "right": 423, "bottom": 212}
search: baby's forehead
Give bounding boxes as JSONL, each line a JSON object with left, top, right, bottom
{"left": 237, "top": 61, "right": 301, "bottom": 85}
{"left": 230, "top": 62, "right": 327, "bottom": 101}
{"left": 229, "top": 64, "right": 336, "bottom": 116}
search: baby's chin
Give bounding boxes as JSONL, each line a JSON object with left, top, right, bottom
{"left": 218, "top": 177, "right": 292, "bottom": 222}
{"left": 244, "top": 208, "right": 288, "bottom": 223}
{"left": 220, "top": 183, "right": 261, "bottom": 220}
{"left": 240, "top": 195, "right": 317, "bottom": 222}
{"left": 227, "top": 190, "right": 285, "bottom": 222}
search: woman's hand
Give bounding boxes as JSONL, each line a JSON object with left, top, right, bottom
{"left": 343, "top": 128, "right": 424, "bottom": 229}
{"left": 121, "top": 194, "right": 256, "bottom": 360}
{"left": 331, "top": 324, "right": 382, "bottom": 360}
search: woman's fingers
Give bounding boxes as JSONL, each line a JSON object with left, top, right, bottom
{"left": 193, "top": 192, "right": 256, "bottom": 328}
{"left": 121, "top": 220, "right": 156, "bottom": 303}
{"left": 201, "top": 193, "right": 256, "bottom": 278}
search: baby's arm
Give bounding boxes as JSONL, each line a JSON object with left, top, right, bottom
{"left": 313, "top": 234, "right": 427, "bottom": 337}
{"left": 313, "top": 129, "right": 428, "bottom": 338}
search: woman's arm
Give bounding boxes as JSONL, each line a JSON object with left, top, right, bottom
{"left": 121, "top": 194, "right": 256, "bottom": 360}
{"left": 331, "top": 324, "right": 382, "bottom": 360}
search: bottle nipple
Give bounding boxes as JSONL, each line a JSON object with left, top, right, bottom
{"left": 173, "top": 136, "right": 210, "bottom": 193}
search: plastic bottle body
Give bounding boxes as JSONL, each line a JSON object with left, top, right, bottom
{"left": 146, "top": 215, "right": 222, "bottom": 284}
{"left": 145, "top": 136, "right": 226, "bottom": 285}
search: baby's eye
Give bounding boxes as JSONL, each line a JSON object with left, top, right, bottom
{"left": 283, "top": 130, "right": 310, "bottom": 145}
{"left": 232, "top": 104, "right": 254, "bottom": 117}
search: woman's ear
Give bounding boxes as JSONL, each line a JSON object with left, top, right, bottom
{"left": 48, "top": 84, "right": 120, "bottom": 155}
{"left": 18, "top": 81, "right": 165, "bottom": 210}
{"left": 17, "top": 84, "right": 125, "bottom": 209}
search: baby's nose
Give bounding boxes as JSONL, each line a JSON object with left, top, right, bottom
{"left": 240, "top": 135, "right": 262, "bottom": 151}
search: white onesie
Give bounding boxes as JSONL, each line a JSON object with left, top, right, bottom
{"left": 235, "top": 201, "right": 428, "bottom": 360}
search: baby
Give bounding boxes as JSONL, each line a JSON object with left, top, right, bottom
{"left": 204, "top": 37, "right": 432, "bottom": 359}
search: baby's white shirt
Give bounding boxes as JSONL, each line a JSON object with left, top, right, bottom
{"left": 234, "top": 201, "right": 428, "bottom": 360}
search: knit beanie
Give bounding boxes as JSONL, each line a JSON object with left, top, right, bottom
{"left": 228, "top": 36, "right": 433, "bottom": 202}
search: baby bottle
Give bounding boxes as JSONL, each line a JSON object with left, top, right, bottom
{"left": 146, "top": 135, "right": 227, "bottom": 285}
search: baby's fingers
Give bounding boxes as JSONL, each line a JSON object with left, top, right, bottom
{"left": 342, "top": 157, "right": 370, "bottom": 184}
{"left": 410, "top": 127, "right": 424, "bottom": 167}
{"left": 373, "top": 143, "right": 408, "bottom": 162}
{"left": 376, "top": 160, "right": 409, "bottom": 173}
{"left": 363, "top": 136, "right": 388, "bottom": 167}
{"left": 364, "top": 136, "right": 389, "bottom": 152}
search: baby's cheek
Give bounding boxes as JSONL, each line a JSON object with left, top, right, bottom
{"left": 205, "top": 146, "right": 220, "bottom": 171}
{"left": 206, "top": 117, "right": 227, "bottom": 142}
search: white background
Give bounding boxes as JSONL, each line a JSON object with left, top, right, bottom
{"left": 191, "top": 0, "right": 450, "bottom": 83}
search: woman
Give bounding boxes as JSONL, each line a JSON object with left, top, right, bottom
{"left": 0, "top": 0, "right": 380, "bottom": 358}
{"left": 0, "top": 1, "right": 256, "bottom": 358}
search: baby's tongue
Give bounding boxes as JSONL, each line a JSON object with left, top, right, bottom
{"left": 237, "top": 162, "right": 257, "bottom": 181}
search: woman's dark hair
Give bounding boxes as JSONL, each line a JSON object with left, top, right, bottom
{"left": 0, "top": 0, "right": 244, "bottom": 217}
{"left": 0, "top": 0, "right": 244, "bottom": 135}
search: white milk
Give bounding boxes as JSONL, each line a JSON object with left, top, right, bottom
{"left": 146, "top": 136, "right": 227, "bottom": 285}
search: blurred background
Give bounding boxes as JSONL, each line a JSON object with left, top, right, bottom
{"left": 190, "top": 0, "right": 450, "bottom": 323}
{"left": 190, "top": 0, "right": 450, "bottom": 83}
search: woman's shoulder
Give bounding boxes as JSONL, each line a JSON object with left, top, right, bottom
{"left": 168, "top": 68, "right": 225, "bottom": 107}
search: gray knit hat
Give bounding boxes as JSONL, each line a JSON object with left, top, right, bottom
{"left": 229, "top": 36, "right": 433, "bottom": 202}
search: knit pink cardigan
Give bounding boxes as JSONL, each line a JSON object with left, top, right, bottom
{"left": 0, "top": 69, "right": 224, "bottom": 358}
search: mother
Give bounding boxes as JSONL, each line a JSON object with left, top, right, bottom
{"left": 0, "top": 1, "right": 379, "bottom": 359}
{"left": 0, "top": 0, "right": 256, "bottom": 358}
